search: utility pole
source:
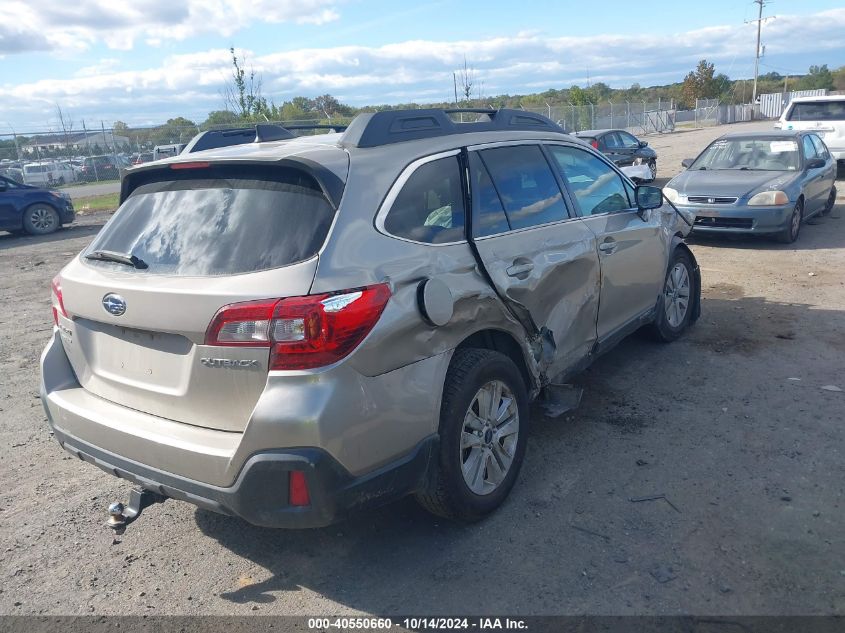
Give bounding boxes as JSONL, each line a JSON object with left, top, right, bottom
{"left": 751, "top": 0, "right": 765, "bottom": 103}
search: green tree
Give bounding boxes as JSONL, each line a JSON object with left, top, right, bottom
{"left": 113, "top": 120, "right": 129, "bottom": 136}
{"left": 681, "top": 59, "right": 718, "bottom": 108}
{"left": 202, "top": 110, "right": 240, "bottom": 128}
{"left": 797, "top": 65, "right": 834, "bottom": 91}
{"left": 833, "top": 65, "right": 845, "bottom": 91}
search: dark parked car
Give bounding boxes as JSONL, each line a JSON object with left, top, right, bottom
{"left": 80, "top": 155, "right": 124, "bottom": 182}
{"left": 665, "top": 131, "right": 837, "bottom": 243}
{"left": 0, "top": 175, "right": 75, "bottom": 235}
{"left": 574, "top": 129, "right": 657, "bottom": 182}
{"left": 131, "top": 152, "right": 154, "bottom": 165}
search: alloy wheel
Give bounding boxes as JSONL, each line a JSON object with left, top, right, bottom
{"left": 664, "top": 262, "right": 691, "bottom": 328}
{"left": 460, "top": 380, "right": 519, "bottom": 496}
{"left": 30, "top": 207, "right": 56, "bottom": 231}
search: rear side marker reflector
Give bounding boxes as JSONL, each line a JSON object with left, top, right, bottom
{"left": 289, "top": 471, "right": 311, "bottom": 507}
{"left": 205, "top": 284, "right": 391, "bottom": 370}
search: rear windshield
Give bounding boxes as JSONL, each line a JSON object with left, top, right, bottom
{"left": 84, "top": 165, "right": 336, "bottom": 276}
{"left": 786, "top": 101, "right": 845, "bottom": 122}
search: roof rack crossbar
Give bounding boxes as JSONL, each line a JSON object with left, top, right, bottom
{"left": 340, "top": 108, "right": 563, "bottom": 149}
{"left": 443, "top": 108, "right": 497, "bottom": 115}
{"left": 283, "top": 124, "right": 348, "bottom": 132}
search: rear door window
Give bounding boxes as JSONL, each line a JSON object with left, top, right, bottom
{"left": 603, "top": 133, "right": 622, "bottom": 149}
{"left": 468, "top": 152, "right": 510, "bottom": 238}
{"left": 85, "top": 164, "right": 337, "bottom": 276}
{"left": 478, "top": 145, "right": 568, "bottom": 230}
{"left": 617, "top": 132, "right": 641, "bottom": 148}
{"left": 383, "top": 155, "right": 466, "bottom": 244}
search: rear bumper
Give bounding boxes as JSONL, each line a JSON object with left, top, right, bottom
{"left": 40, "top": 331, "right": 447, "bottom": 527}
{"left": 678, "top": 203, "right": 793, "bottom": 235}
{"left": 46, "top": 416, "right": 436, "bottom": 528}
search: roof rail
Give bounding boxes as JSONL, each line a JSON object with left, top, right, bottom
{"left": 182, "top": 124, "right": 294, "bottom": 153}
{"left": 181, "top": 123, "right": 346, "bottom": 154}
{"left": 340, "top": 108, "right": 563, "bottom": 148}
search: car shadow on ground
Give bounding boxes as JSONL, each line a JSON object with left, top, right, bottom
{"left": 194, "top": 291, "right": 845, "bottom": 614}
{"left": 0, "top": 217, "right": 108, "bottom": 252}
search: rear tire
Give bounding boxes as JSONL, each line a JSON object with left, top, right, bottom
{"left": 777, "top": 199, "right": 803, "bottom": 244}
{"left": 649, "top": 248, "right": 695, "bottom": 342}
{"left": 416, "top": 349, "right": 528, "bottom": 522}
{"left": 822, "top": 186, "right": 836, "bottom": 216}
{"left": 22, "top": 204, "right": 60, "bottom": 235}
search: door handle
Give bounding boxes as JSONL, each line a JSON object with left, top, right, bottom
{"left": 599, "top": 240, "right": 617, "bottom": 254}
{"left": 506, "top": 262, "right": 534, "bottom": 277}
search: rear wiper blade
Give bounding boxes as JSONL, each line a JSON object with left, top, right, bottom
{"left": 85, "top": 249, "right": 148, "bottom": 269}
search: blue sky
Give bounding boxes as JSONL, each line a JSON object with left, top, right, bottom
{"left": 1, "top": 0, "right": 844, "bottom": 131}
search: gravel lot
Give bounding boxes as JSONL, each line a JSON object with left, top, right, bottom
{"left": 1, "top": 121, "right": 844, "bottom": 617}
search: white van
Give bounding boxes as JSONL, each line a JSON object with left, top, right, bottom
{"left": 777, "top": 96, "right": 845, "bottom": 162}
{"left": 22, "top": 161, "right": 76, "bottom": 186}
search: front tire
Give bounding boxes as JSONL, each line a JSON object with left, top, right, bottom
{"left": 777, "top": 199, "right": 803, "bottom": 244}
{"left": 22, "top": 204, "right": 60, "bottom": 235}
{"left": 416, "top": 349, "right": 528, "bottom": 522}
{"left": 649, "top": 248, "right": 695, "bottom": 342}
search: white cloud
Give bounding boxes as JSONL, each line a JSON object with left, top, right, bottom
{"left": 0, "top": 0, "right": 342, "bottom": 54}
{"left": 2, "top": 8, "right": 843, "bottom": 130}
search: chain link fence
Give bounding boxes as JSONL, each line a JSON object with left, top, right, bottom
{"left": 0, "top": 101, "right": 759, "bottom": 186}
{"left": 0, "top": 117, "right": 349, "bottom": 185}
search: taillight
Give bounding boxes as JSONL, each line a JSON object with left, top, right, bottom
{"left": 205, "top": 284, "right": 391, "bottom": 370}
{"left": 289, "top": 471, "right": 310, "bottom": 506}
{"left": 51, "top": 275, "right": 67, "bottom": 325}
{"left": 590, "top": 139, "right": 599, "bottom": 149}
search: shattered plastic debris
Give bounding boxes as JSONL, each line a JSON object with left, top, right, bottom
{"left": 821, "top": 385, "right": 843, "bottom": 392}
{"left": 538, "top": 383, "right": 583, "bottom": 418}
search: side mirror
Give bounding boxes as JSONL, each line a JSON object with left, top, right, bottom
{"left": 806, "top": 158, "right": 825, "bottom": 170}
{"left": 638, "top": 140, "right": 648, "bottom": 148}
{"left": 636, "top": 185, "right": 663, "bottom": 212}
{"left": 681, "top": 158, "right": 694, "bottom": 169}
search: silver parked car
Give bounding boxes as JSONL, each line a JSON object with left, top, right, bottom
{"left": 665, "top": 131, "right": 837, "bottom": 243}
{"left": 40, "top": 109, "right": 700, "bottom": 529}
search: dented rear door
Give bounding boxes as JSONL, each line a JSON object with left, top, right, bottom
{"left": 467, "top": 145, "right": 601, "bottom": 378}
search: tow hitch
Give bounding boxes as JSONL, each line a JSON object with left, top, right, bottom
{"left": 106, "top": 487, "right": 166, "bottom": 535}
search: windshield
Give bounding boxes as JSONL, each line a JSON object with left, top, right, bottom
{"left": 84, "top": 165, "right": 337, "bottom": 276}
{"left": 786, "top": 100, "right": 845, "bottom": 122}
{"left": 691, "top": 138, "right": 799, "bottom": 171}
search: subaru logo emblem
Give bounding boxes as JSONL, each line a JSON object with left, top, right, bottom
{"left": 102, "top": 293, "right": 126, "bottom": 316}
